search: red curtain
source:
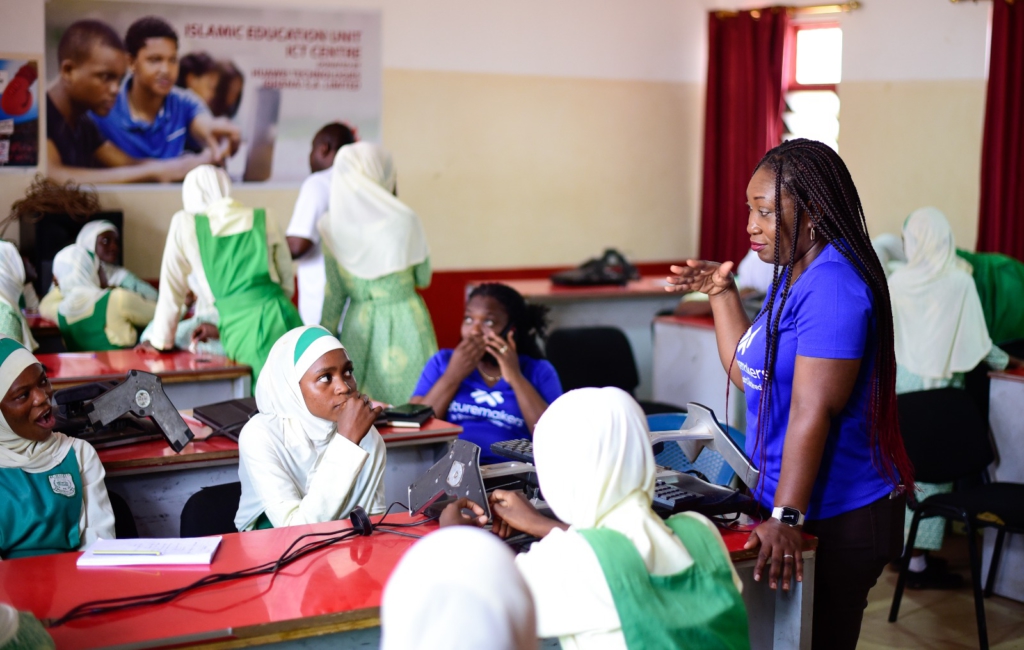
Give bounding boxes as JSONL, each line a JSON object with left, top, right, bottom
{"left": 977, "top": 1, "right": 1024, "bottom": 259}
{"left": 699, "top": 8, "right": 789, "bottom": 264}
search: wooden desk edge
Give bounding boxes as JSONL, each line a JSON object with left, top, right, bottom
{"left": 50, "top": 368, "right": 251, "bottom": 388}
{"left": 102, "top": 450, "right": 240, "bottom": 473}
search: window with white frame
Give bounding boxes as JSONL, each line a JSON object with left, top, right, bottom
{"left": 784, "top": 24, "right": 842, "bottom": 152}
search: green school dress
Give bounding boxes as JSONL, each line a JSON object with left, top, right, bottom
{"left": 0, "top": 302, "right": 26, "bottom": 345}
{"left": 57, "top": 292, "right": 120, "bottom": 352}
{"left": 956, "top": 249, "right": 1024, "bottom": 345}
{"left": 578, "top": 514, "right": 750, "bottom": 650}
{"left": 320, "top": 252, "right": 437, "bottom": 406}
{"left": 0, "top": 448, "right": 83, "bottom": 559}
{"left": 195, "top": 209, "right": 302, "bottom": 385}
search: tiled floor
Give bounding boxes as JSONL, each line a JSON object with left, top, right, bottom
{"left": 858, "top": 536, "right": 1024, "bottom": 649}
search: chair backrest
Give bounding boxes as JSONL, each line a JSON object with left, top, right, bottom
{"left": 107, "top": 490, "right": 138, "bottom": 539}
{"left": 180, "top": 482, "right": 242, "bottom": 537}
{"left": 897, "top": 388, "right": 993, "bottom": 484}
{"left": 648, "top": 413, "right": 747, "bottom": 487}
{"left": 545, "top": 327, "right": 639, "bottom": 394}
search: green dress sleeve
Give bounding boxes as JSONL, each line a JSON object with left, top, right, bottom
{"left": 413, "top": 257, "right": 432, "bottom": 289}
{"left": 320, "top": 251, "right": 348, "bottom": 334}
{"left": 0, "top": 304, "right": 24, "bottom": 345}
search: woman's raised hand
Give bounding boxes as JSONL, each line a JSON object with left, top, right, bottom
{"left": 446, "top": 335, "right": 486, "bottom": 381}
{"left": 666, "top": 260, "right": 736, "bottom": 297}
{"left": 335, "top": 391, "right": 383, "bottom": 446}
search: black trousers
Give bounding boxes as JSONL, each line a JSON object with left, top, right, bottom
{"left": 802, "top": 492, "right": 906, "bottom": 650}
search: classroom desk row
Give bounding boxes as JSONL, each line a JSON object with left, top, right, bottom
{"left": 0, "top": 514, "right": 817, "bottom": 650}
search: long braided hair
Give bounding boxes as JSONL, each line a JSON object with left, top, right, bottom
{"left": 747, "top": 139, "right": 913, "bottom": 494}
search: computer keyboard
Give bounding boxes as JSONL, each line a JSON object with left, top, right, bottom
{"left": 652, "top": 480, "right": 703, "bottom": 513}
{"left": 490, "top": 438, "right": 535, "bottom": 464}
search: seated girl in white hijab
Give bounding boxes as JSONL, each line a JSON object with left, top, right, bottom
{"left": 76, "top": 220, "right": 159, "bottom": 302}
{"left": 0, "top": 337, "right": 115, "bottom": 558}
{"left": 381, "top": 526, "right": 537, "bottom": 650}
{"left": 0, "top": 242, "right": 38, "bottom": 351}
{"left": 52, "top": 245, "right": 156, "bottom": 352}
{"left": 442, "top": 387, "right": 749, "bottom": 650}
{"left": 235, "top": 325, "right": 387, "bottom": 531}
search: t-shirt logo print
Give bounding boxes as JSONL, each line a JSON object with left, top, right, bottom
{"left": 48, "top": 473, "right": 76, "bottom": 498}
{"left": 470, "top": 389, "right": 505, "bottom": 408}
{"left": 738, "top": 325, "right": 762, "bottom": 356}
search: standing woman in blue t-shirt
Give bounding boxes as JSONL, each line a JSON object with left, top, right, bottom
{"left": 668, "top": 139, "right": 914, "bottom": 650}
{"left": 411, "top": 283, "right": 562, "bottom": 464}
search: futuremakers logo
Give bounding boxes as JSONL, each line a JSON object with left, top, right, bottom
{"left": 737, "top": 326, "right": 761, "bottom": 355}
{"left": 470, "top": 389, "right": 505, "bottom": 408}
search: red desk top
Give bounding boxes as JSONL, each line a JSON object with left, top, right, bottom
{"left": 989, "top": 368, "right": 1024, "bottom": 384}
{"left": 0, "top": 518, "right": 814, "bottom": 650}
{"left": 25, "top": 313, "right": 59, "bottom": 334}
{"left": 36, "top": 350, "right": 251, "bottom": 387}
{"left": 470, "top": 276, "right": 675, "bottom": 301}
{"left": 654, "top": 314, "right": 716, "bottom": 330}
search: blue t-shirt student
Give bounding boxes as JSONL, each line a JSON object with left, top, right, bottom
{"left": 413, "top": 350, "right": 563, "bottom": 464}
{"left": 91, "top": 79, "right": 208, "bottom": 159}
{"left": 735, "top": 242, "right": 894, "bottom": 520}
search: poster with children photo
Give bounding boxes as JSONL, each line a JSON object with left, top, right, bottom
{"left": 44, "top": 0, "right": 381, "bottom": 185}
{"left": 0, "top": 58, "right": 40, "bottom": 168}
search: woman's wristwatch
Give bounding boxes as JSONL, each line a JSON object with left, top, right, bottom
{"left": 771, "top": 506, "right": 805, "bottom": 527}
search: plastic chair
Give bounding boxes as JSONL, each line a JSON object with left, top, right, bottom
{"left": 546, "top": 327, "right": 680, "bottom": 414}
{"left": 647, "top": 412, "right": 747, "bottom": 487}
{"left": 180, "top": 482, "right": 242, "bottom": 537}
{"left": 888, "top": 388, "right": 1024, "bottom": 650}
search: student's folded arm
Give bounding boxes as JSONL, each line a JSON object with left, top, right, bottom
{"left": 248, "top": 433, "right": 370, "bottom": 527}
{"left": 149, "top": 214, "right": 194, "bottom": 350}
{"left": 116, "top": 289, "right": 157, "bottom": 328}
{"left": 413, "top": 258, "right": 432, "bottom": 289}
{"left": 189, "top": 114, "right": 241, "bottom": 162}
{"left": 73, "top": 440, "right": 116, "bottom": 545}
{"left": 50, "top": 140, "right": 213, "bottom": 184}
{"left": 409, "top": 354, "right": 458, "bottom": 418}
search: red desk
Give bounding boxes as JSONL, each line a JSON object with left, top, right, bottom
{"left": 25, "top": 313, "right": 59, "bottom": 336}
{"left": 0, "top": 518, "right": 814, "bottom": 650}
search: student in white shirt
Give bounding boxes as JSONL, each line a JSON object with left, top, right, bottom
{"left": 286, "top": 123, "right": 357, "bottom": 325}
{"left": 234, "top": 325, "right": 386, "bottom": 531}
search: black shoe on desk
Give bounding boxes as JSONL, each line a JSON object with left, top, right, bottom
{"left": 905, "top": 565, "right": 965, "bottom": 590}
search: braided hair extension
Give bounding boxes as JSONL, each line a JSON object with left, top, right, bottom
{"left": 748, "top": 139, "right": 914, "bottom": 495}
{"left": 468, "top": 283, "right": 550, "bottom": 359}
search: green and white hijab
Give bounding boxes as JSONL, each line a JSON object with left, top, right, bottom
{"left": 52, "top": 244, "right": 105, "bottom": 325}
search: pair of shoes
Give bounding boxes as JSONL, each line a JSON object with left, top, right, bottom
{"left": 905, "top": 564, "right": 965, "bottom": 590}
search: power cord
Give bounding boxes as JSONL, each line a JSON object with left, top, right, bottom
{"left": 47, "top": 502, "right": 433, "bottom": 628}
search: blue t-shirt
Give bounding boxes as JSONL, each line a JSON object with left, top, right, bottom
{"left": 735, "top": 243, "right": 893, "bottom": 520}
{"left": 91, "top": 79, "right": 208, "bottom": 159}
{"left": 413, "top": 350, "right": 563, "bottom": 464}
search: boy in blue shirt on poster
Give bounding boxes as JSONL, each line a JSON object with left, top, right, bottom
{"left": 411, "top": 283, "right": 562, "bottom": 464}
{"left": 92, "top": 17, "right": 239, "bottom": 163}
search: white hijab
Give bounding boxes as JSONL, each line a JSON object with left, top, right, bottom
{"left": 52, "top": 244, "right": 106, "bottom": 324}
{"left": 0, "top": 242, "right": 37, "bottom": 350}
{"left": 534, "top": 387, "right": 692, "bottom": 576}
{"left": 871, "top": 233, "right": 907, "bottom": 278}
{"left": 250, "top": 326, "right": 346, "bottom": 487}
{"left": 320, "top": 143, "right": 429, "bottom": 280}
{"left": 76, "top": 219, "right": 128, "bottom": 288}
{"left": 381, "top": 526, "right": 537, "bottom": 650}
{"left": 0, "top": 337, "right": 73, "bottom": 472}
{"left": 889, "top": 207, "right": 992, "bottom": 380}
{"left": 181, "top": 165, "right": 251, "bottom": 236}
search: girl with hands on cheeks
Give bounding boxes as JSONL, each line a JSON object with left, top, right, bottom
{"left": 667, "top": 140, "right": 913, "bottom": 650}
{"left": 411, "top": 283, "right": 562, "bottom": 465}
{"left": 235, "top": 326, "right": 386, "bottom": 531}
{"left": 441, "top": 387, "right": 748, "bottom": 650}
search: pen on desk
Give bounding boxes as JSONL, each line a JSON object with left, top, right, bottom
{"left": 92, "top": 550, "right": 162, "bottom": 556}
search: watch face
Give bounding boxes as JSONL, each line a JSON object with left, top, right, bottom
{"left": 781, "top": 508, "right": 800, "bottom": 525}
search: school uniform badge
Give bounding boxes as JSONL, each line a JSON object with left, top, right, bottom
{"left": 48, "top": 473, "right": 76, "bottom": 497}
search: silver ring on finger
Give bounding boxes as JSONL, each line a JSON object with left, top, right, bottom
{"left": 499, "top": 345, "right": 509, "bottom": 354}
{"left": 783, "top": 554, "right": 795, "bottom": 559}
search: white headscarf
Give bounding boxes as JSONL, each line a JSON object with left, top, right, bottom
{"left": 75, "top": 219, "right": 128, "bottom": 288}
{"left": 889, "top": 207, "right": 992, "bottom": 380}
{"left": 871, "top": 233, "right": 907, "bottom": 278}
{"left": 181, "top": 165, "right": 251, "bottom": 236}
{"left": 0, "top": 242, "right": 37, "bottom": 350}
{"left": 534, "top": 387, "right": 692, "bottom": 576}
{"left": 320, "top": 143, "right": 429, "bottom": 280}
{"left": 250, "top": 326, "right": 347, "bottom": 484}
{"left": 381, "top": 526, "right": 537, "bottom": 650}
{"left": 0, "top": 337, "right": 73, "bottom": 472}
{"left": 52, "top": 244, "right": 106, "bottom": 324}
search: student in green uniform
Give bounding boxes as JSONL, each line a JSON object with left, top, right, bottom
{"left": 0, "top": 337, "right": 115, "bottom": 558}
{"left": 146, "top": 165, "right": 301, "bottom": 383}
{"left": 0, "top": 242, "right": 38, "bottom": 350}
{"left": 52, "top": 244, "right": 155, "bottom": 352}
{"left": 442, "top": 387, "right": 749, "bottom": 650}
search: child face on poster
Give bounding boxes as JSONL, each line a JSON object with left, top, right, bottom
{"left": 62, "top": 43, "right": 126, "bottom": 117}
{"left": 131, "top": 37, "right": 178, "bottom": 99}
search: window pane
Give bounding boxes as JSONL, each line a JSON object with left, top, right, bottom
{"left": 783, "top": 90, "right": 840, "bottom": 152}
{"left": 795, "top": 27, "right": 842, "bottom": 85}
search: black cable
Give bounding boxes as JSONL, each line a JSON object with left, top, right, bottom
{"left": 47, "top": 502, "right": 433, "bottom": 628}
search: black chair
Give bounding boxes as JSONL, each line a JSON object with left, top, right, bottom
{"left": 107, "top": 490, "right": 138, "bottom": 539}
{"left": 998, "top": 337, "right": 1024, "bottom": 359}
{"left": 179, "top": 482, "right": 242, "bottom": 537}
{"left": 888, "top": 388, "right": 1024, "bottom": 650}
{"left": 545, "top": 327, "right": 680, "bottom": 415}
